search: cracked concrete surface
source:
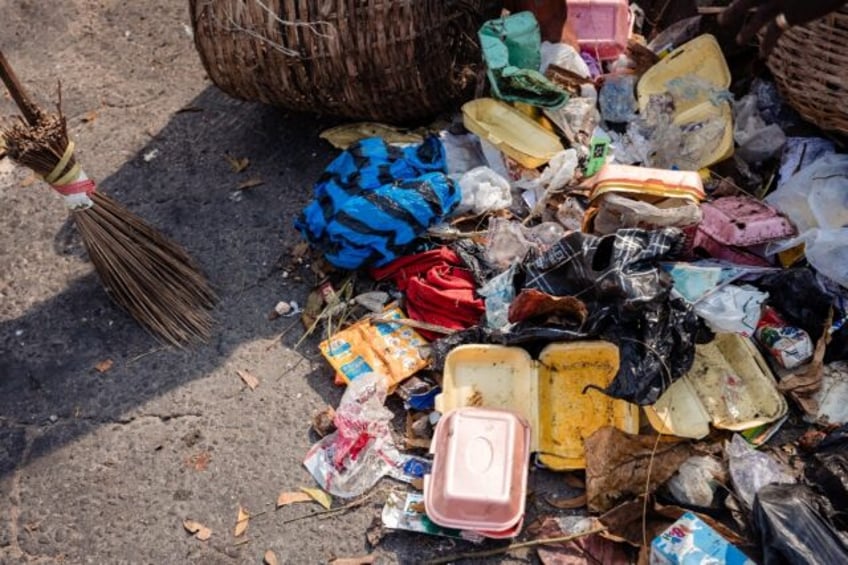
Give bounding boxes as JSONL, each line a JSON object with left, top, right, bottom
{"left": 0, "top": 1, "right": 536, "bottom": 563}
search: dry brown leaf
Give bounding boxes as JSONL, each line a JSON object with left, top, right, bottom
{"left": 237, "top": 176, "right": 264, "bottom": 191}
{"left": 20, "top": 174, "right": 38, "bottom": 188}
{"left": 183, "top": 519, "right": 212, "bottom": 541}
{"left": 300, "top": 487, "right": 332, "bottom": 510}
{"left": 264, "top": 550, "right": 279, "bottom": 565}
{"left": 329, "top": 556, "right": 376, "bottom": 565}
{"left": 291, "top": 241, "right": 310, "bottom": 259}
{"left": 311, "top": 406, "right": 336, "bottom": 437}
{"left": 236, "top": 369, "right": 259, "bottom": 391}
{"left": 81, "top": 109, "right": 98, "bottom": 123}
{"left": 234, "top": 505, "right": 249, "bottom": 537}
{"left": 185, "top": 451, "right": 212, "bottom": 471}
{"left": 544, "top": 492, "right": 587, "bottom": 509}
{"left": 276, "top": 491, "right": 312, "bottom": 507}
{"left": 225, "top": 154, "right": 250, "bottom": 173}
{"left": 94, "top": 359, "right": 114, "bottom": 373}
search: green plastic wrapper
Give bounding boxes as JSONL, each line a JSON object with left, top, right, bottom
{"left": 479, "top": 11, "right": 567, "bottom": 109}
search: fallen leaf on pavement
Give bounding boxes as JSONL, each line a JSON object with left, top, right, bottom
{"left": 185, "top": 451, "right": 212, "bottom": 471}
{"left": 94, "top": 359, "right": 114, "bottom": 373}
{"left": 237, "top": 176, "right": 264, "bottom": 191}
{"left": 365, "top": 515, "right": 385, "bottom": 547}
{"left": 311, "top": 406, "right": 336, "bottom": 437}
{"left": 264, "top": 550, "right": 279, "bottom": 565}
{"left": 329, "top": 555, "right": 376, "bottom": 565}
{"left": 183, "top": 519, "right": 212, "bottom": 541}
{"left": 276, "top": 491, "right": 312, "bottom": 508}
{"left": 291, "top": 241, "right": 310, "bottom": 259}
{"left": 301, "top": 487, "right": 332, "bottom": 510}
{"left": 225, "top": 154, "right": 250, "bottom": 173}
{"left": 237, "top": 369, "right": 259, "bottom": 391}
{"left": 20, "top": 174, "right": 38, "bottom": 188}
{"left": 234, "top": 505, "right": 249, "bottom": 537}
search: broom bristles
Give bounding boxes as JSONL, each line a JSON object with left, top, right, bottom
{"left": 3, "top": 102, "right": 217, "bottom": 347}
{"left": 74, "top": 192, "right": 217, "bottom": 346}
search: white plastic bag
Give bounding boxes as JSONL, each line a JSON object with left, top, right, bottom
{"left": 539, "top": 41, "right": 591, "bottom": 77}
{"left": 456, "top": 166, "right": 512, "bottom": 215}
{"left": 693, "top": 284, "right": 768, "bottom": 336}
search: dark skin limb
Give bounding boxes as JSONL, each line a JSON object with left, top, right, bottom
{"left": 718, "top": 0, "right": 848, "bottom": 57}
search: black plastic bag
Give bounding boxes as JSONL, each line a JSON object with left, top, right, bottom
{"left": 519, "top": 228, "right": 696, "bottom": 405}
{"left": 602, "top": 296, "right": 698, "bottom": 405}
{"left": 753, "top": 484, "right": 848, "bottom": 565}
{"left": 759, "top": 268, "right": 833, "bottom": 343}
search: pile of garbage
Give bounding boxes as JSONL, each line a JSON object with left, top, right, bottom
{"left": 290, "top": 4, "right": 848, "bottom": 563}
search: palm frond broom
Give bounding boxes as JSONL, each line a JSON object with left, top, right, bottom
{"left": 0, "top": 50, "right": 216, "bottom": 346}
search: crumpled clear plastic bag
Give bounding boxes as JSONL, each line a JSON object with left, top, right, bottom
{"left": 733, "top": 94, "right": 786, "bottom": 163}
{"left": 727, "top": 434, "right": 795, "bottom": 510}
{"left": 303, "top": 373, "right": 420, "bottom": 498}
{"left": 478, "top": 264, "right": 517, "bottom": 330}
{"left": 667, "top": 455, "right": 726, "bottom": 508}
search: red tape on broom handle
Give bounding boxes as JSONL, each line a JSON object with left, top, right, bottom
{"left": 53, "top": 178, "right": 96, "bottom": 196}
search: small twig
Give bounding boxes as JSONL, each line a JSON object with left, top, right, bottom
{"left": 126, "top": 346, "right": 166, "bottom": 366}
{"left": 643, "top": 431, "right": 664, "bottom": 548}
{"left": 263, "top": 318, "right": 301, "bottom": 351}
{"left": 277, "top": 491, "right": 377, "bottom": 526}
{"left": 368, "top": 314, "right": 456, "bottom": 336}
{"left": 233, "top": 538, "right": 252, "bottom": 547}
{"left": 422, "top": 527, "right": 608, "bottom": 565}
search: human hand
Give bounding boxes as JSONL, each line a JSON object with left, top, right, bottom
{"left": 718, "top": 0, "right": 847, "bottom": 57}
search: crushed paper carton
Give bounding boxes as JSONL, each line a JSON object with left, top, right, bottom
{"left": 651, "top": 512, "right": 754, "bottom": 565}
{"left": 320, "top": 305, "right": 429, "bottom": 390}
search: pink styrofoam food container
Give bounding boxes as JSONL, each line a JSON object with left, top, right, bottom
{"left": 424, "top": 407, "right": 530, "bottom": 533}
{"left": 567, "top": 0, "right": 632, "bottom": 61}
{"left": 699, "top": 196, "right": 796, "bottom": 247}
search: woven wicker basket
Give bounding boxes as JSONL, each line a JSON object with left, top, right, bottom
{"left": 189, "top": 0, "right": 498, "bottom": 124}
{"left": 767, "top": 7, "right": 848, "bottom": 135}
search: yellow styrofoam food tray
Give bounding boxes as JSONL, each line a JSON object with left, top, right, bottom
{"left": 645, "top": 333, "right": 788, "bottom": 439}
{"left": 462, "top": 98, "right": 564, "bottom": 169}
{"left": 637, "top": 34, "right": 734, "bottom": 168}
{"left": 435, "top": 342, "right": 639, "bottom": 470}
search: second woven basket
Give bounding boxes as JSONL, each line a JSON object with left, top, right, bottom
{"left": 767, "top": 7, "right": 848, "bottom": 135}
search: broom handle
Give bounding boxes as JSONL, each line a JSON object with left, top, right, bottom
{"left": 0, "top": 50, "right": 41, "bottom": 125}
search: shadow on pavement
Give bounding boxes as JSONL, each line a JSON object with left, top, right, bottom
{"left": 0, "top": 85, "right": 343, "bottom": 479}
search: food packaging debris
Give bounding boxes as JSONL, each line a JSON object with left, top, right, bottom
{"left": 462, "top": 98, "right": 565, "bottom": 169}
{"left": 755, "top": 306, "right": 814, "bottom": 370}
{"left": 650, "top": 512, "right": 755, "bottom": 565}
{"left": 697, "top": 196, "right": 796, "bottom": 248}
{"left": 645, "top": 333, "right": 788, "bottom": 439}
{"left": 567, "top": 0, "right": 632, "bottom": 61}
{"left": 589, "top": 164, "right": 706, "bottom": 202}
{"left": 381, "top": 491, "right": 483, "bottom": 542}
{"left": 637, "top": 34, "right": 734, "bottom": 169}
{"left": 319, "top": 305, "right": 429, "bottom": 390}
{"left": 423, "top": 407, "right": 530, "bottom": 535}
{"left": 435, "top": 342, "right": 638, "bottom": 470}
